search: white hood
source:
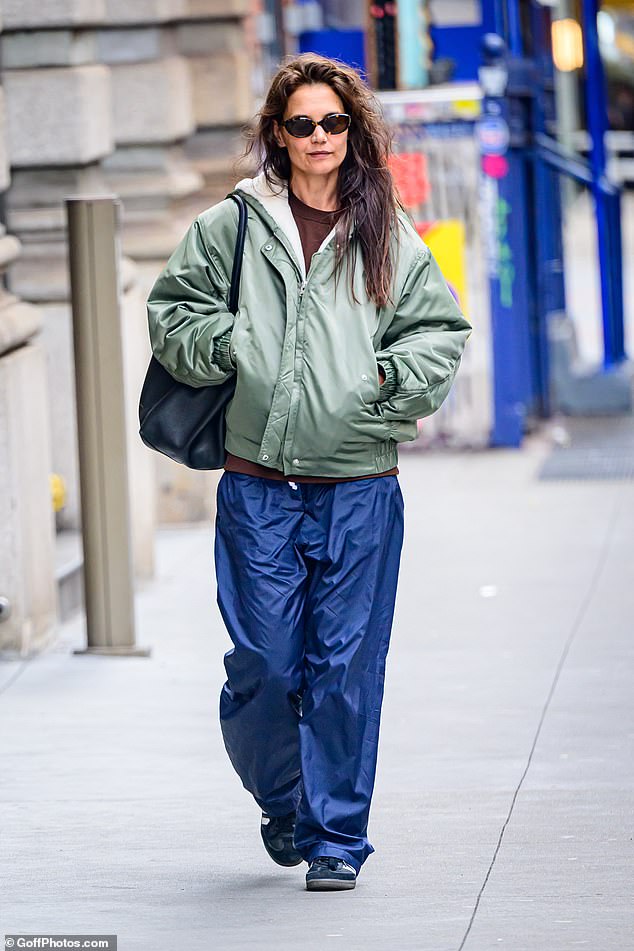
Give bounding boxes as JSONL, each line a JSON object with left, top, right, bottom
{"left": 235, "top": 172, "right": 338, "bottom": 280}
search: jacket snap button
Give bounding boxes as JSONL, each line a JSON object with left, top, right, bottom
{"left": 361, "top": 374, "right": 368, "bottom": 381}
{"left": 261, "top": 454, "right": 269, "bottom": 461}
{"left": 264, "top": 244, "right": 273, "bottom": 251}
{"left": 293, "top": 458, "right": 300, "bottom": 466}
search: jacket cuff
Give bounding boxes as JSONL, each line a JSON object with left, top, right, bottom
{"left": 213, "top": 328, "right": 235, "bottom": 372}
{"left": 376, "top": 360, "right": 398, "bottom": 401}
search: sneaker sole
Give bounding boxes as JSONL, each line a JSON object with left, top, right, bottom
{"left": 260, "top": 834, "right": 304, "bottom": 867}
{"left": 306, "top": 878, "right": 356, "bottom": 891}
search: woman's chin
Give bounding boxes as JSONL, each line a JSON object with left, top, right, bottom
{"left": 300, "top": 158, "right": 341, "bottom": 175}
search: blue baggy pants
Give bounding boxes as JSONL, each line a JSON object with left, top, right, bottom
{"left": 214, "top": 472, "right": 404, "bottom": 873}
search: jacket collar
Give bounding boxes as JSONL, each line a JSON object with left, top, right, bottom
{"left": 234, "top": 173, "right": 307, "bottom": 278}
{"left": 235, "top": 172, "right": 344, "bottom": 281}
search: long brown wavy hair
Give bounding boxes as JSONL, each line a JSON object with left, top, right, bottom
{"left": 244, "top": 54, "right": 401, "bottom": 308}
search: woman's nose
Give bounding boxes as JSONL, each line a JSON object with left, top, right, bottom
{"left": 311, "top": 124, "right": 328, "bottom": 143}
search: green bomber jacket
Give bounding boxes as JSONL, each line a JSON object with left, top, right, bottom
{"left": 146, "top": 173, "right": 472, "bottom": 478}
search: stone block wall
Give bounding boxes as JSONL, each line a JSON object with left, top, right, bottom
{"left": 4, "top": 65, "right": 112, "bottom": 165}
{"left": 0, "top": 341, "right": 57, "bottom": 652}
{"left": 3, "top": 1, "right": 107, "bottom": 30}
{"left": 0, "top": 1, "right": 257, "bottom": 651}
{"left": 0, "top": 4, "right": 57, "bottom": 653}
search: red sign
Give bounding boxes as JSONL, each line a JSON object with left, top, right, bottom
{"left": 482, "top": 154, "right": 509, "bottom": 179}
{"left": 389, "top": 152, "right": 430, "bottom": 208}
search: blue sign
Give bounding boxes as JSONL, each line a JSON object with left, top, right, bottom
{"left": 476, "top": 116, "right": 510, "bottom": 156}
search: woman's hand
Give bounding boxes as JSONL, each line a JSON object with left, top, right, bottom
{"left": 377, "top": 365, "right": 385, "bottom": 386}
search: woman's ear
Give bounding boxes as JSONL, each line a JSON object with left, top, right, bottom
{"left": 272, "top": 120, "right": 286, "bottom": 150}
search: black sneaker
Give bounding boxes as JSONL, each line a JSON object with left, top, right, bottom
{"left": 306, "top": 856, "right": 357, "bottom": 891}
{"left": 260, "top": 811, "right": 303, "bottom": 867}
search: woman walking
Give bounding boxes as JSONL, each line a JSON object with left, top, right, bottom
{"left": 147, "top": 54, "right": 471, "bottom": 890}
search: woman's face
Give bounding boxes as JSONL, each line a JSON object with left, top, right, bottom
{"left": 274, "top": 83, "right": 349, "bottom": 181}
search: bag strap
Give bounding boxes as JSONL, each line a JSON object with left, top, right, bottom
{"left": 227, "top": 192, "right": 248, "bottom": 316}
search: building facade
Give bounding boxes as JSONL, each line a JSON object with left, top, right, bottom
{"left": 0, "top": 0, "right": 256, "bottom": 652}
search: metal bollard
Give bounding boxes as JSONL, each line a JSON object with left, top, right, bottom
{"left": 66, "top": 197, "right": 150, "bottom": 657}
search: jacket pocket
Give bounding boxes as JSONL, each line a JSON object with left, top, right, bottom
{"left": 227, "top": 308, "right": 243, "bottom": 369}
{"left": 359, "top": 359, "right": 383, "bottom": 406}
{"left": 346, "top": 394, "right": 392, "bottom": 445}
{"left": 386, "top": 418, "right": 419, "bottom": 443}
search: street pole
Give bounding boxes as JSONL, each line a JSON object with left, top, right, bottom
{"left": 580, "top": 0, "right": 626, "bottom": 367}
{"left": 506, "top": 0, "right": 523, "bottom": 55}
{"left": 478, "top": 33, "right": 535, "bottom": 446}
{"left": 66, "top": 197, "right": 149, "bottom": 657}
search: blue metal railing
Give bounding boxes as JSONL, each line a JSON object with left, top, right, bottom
{"left": 482, "top": 0, "right": 627, "bottom": 445}
{"left": 580, "top": 0, "right": 626, "bottom": 366}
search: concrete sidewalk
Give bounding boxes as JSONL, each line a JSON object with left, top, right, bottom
{"left": 1, "top": 439, "right": 632, "bottom": 951}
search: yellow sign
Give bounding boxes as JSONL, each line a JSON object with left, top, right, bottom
{"left": 50, "top": 473, "right": 66, "bottom": 513}
{"left": 454, "top": 99, "right": 482, "bottom": 120}
{"left": 417, "top": 220, "right": 469, "bottom": 316}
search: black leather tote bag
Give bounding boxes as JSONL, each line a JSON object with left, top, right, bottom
{"left": 138, "top": 192, "right": 248, "bottom": 470}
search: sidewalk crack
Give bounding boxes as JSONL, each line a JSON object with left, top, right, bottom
{"left": 456, "top": 494, "right": 622, "bottom": 951}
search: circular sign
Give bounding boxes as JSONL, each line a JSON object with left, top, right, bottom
{"left": 476, "top": 116, "right": 510, "bottom": 156}
{"left": 482, "top": 154, "right": 509, "bottom": 179}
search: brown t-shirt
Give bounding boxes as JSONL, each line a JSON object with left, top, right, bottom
{"left": 225, "top": 188, "right": 398, "bottom": 484}
{"left": 288, "top": 187, "right": 342, "bottom": 273}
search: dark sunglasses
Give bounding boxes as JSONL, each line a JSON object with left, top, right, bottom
{"left": 282, "top": 113, "right": 351, "bottom": 138}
